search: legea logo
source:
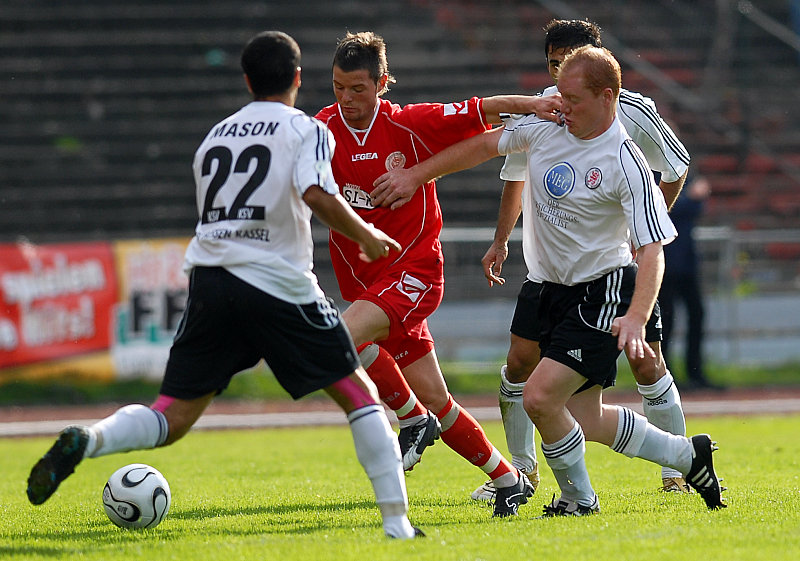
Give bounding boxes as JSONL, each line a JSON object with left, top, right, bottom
{"left": 543, "top": 162, "right": 575, "bottom": 199}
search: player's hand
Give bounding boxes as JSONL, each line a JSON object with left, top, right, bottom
{"left": 372, "top": 168, "right": 422, "bottom": 209}
{"left": 481, "top": 241, "right": 509, "bottom": 287}
{"left": 526, "top": 93, "right": 563, "bottom": 124}
{"left": 611, "top": 315, "right": 655, "bottom": 360}
{"left": 358, "top": 225, "right": 402, "bottom": 262}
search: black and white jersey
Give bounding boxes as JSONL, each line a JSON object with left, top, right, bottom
{"left": 501, "top": 85, "right": 687, "bottom": 284}
{"left": 184, "top": 101, "right": 339, "bottom": 304}
{"left": 498, "top": 114, "right": 676, "bottom": 286}
{"left": 501, "top": 85, "right": 689, "bottom": 182}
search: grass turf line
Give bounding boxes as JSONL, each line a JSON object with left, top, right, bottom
{"left": 2, "top": 417, "right": 799, "bottom": 561}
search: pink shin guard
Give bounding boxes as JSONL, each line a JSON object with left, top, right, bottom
{"left": 151, "top": 394, "right": 175, "bottom": 413}
{"left": 331, "top": 377, "right": 376, "bottom": 410}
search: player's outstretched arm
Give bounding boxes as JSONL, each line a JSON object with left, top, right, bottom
{"left": 372, "top": 127, "right": 504, "bottom": 209}
{"left": 481, "top": 93, "right": 563, "bottom": 124}
{"left": 303, "top": 185, "right": 401, "bottom": 262}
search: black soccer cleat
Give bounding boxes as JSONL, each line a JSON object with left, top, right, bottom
{"left": 27, "top": 425, "right": 90, "bottom": 505}
{"left": 539, "top": 493, "right": 600, "bottom": 517}
{"left": 398, "top": 412, "right": 441, "bottom": 471}
{"left": 686, "top": 434, "right": 727, "bottom": 510}
{"left": 492, "top": 470, "right": 535, "bottom": 517}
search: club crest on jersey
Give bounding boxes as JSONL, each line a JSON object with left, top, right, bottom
{"left": 395, "top": 272, "right": 428, "bottom": 303}
{"left": 585, "top": 167, "right": 602, "bottom": 189}
{"left": 543, "top": 162, "right": 575, "bottom": 199}
{"left": 385, "top": 151, "right": 406, "bottom": 171}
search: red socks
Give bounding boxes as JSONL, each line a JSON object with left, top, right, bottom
{"left": 357, "top": 343, "right": 428, "bottom": 421}
{"left": 436, "top": 394, "right": 517, "bottom": 484}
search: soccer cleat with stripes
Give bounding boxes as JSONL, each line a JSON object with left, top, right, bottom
{"left": 539, "top": 493, "right": 600, "bottom": 517}
{"left": 398, "top": 412, "right": 441, "bottom": 471}
{"left": 471, "top": 463, "right": 539, "bottom": 503}
{"left": 27, "top": 425, "right": 90, "bottom": 505}
{"left": 685, "top": 434, "right": 727, "bottom": 509}
{"left": 492, "top": 471, "right": 535, "bottom": 517}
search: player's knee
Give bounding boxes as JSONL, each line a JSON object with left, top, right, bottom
{"left": 628, "top": 351, "right": 666, "bottom": 385}
{"left": 506, "top": 352, "right": 538, "bottom": 384}
{"left": 522, "top": 384, "right": 552, "bottom": 423}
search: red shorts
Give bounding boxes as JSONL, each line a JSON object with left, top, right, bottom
{"left": 357, "top": 268, "right": 443, "bottom": 369}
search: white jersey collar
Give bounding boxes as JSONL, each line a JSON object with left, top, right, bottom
{"left": 338, "top": 103, "right": 380, "bottom": 147}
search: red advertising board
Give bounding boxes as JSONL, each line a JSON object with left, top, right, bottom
{"left": 0, "top": 241, "right": 118, "bottom": 368}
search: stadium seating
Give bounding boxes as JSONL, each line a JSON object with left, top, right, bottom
{"left": 1, "top": 0, "right": 798, "bottom": 244}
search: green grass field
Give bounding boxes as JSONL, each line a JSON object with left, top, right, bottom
{"left": 2, "top": 359, "right": 800, "bottom": 407}
{"left": 3, "top": 415, "right": 799, "bottom": 561}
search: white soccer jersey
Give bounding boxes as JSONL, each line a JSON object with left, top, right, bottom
{"left": 498, "top": 114, "right": 677, "bottom": 286}
{"left": 184, "top": 101, "right": 339, "bottom": 304}
{"left": 500, "top": 85, "right": 688, "bottom": 282}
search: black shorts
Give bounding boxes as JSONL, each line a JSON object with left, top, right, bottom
{"left": 512, "top": 278, "right": 661, "bottom": 343}
{"left": 162, "top": 267, "right": 359, "bottom": 400}
{"left": 539, "top": 264, "right": 641, "bottom": 389}
{"left": 510, "top": 279, "right": 543, "bottom": 340}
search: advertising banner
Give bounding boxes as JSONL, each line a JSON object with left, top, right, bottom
{"left": 0, "top": 241, "right": 117, "bottom": 370}
{"left": 110, "top": 238, "right": 190, "bottom": 380}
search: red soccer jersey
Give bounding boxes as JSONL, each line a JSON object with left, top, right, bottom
{"left": 315, "top": 97, "right": 489, "bottom": 302}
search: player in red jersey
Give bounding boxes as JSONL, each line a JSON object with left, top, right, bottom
{"left": 315, "top": 31, "right": 561, "bottom": 517}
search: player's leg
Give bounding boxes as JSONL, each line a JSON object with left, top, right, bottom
{"left": 27, "top": 266, "right": 239, "bottom": 505}
{"left": 628, "top": 301, "right": 689, "bottom": 492}
{"left": 264, "top": 293, "right": 421, "bottom": 538}
{"left": 324, "top": 369, "right": 421, "bottom": 539}
{"left": 343, "top": 300, "right": 438, "bottom": 470}
{"left": 524, "top": 358, "right": 600, "bottom": 516}
{"left": 402, "top": 349, "right": 533, "bottom": 517}
{"left": 683, "top": 277, "right": 711, "bottom": 386}
{"left": 578, "top": 267, "right": 724, "bottom": 509}
{"left": 25, "top": 396, "right": 202, "bottom": 506}
{"left": 503, "top": 335, "right": 541, "bottom": 476}
{"left": 471, "top": 334, "right": 541, "bottom": 502}
{"left": 356, "top": 341, "right": 439, "bottom": 470}
{"left": 499, "top": 281, "right": 545, "bottom": 486}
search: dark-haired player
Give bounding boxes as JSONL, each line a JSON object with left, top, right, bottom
{"left": 315, "top": 31, "right": 561, "bottom": 517}
{"left": 27, "top": 30, "right": 422, "bottom": 539}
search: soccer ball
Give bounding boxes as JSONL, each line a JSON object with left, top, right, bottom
{"left": 102, "top": 463, "right": 171, "bottom": 529}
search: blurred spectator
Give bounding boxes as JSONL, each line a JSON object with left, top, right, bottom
{"left": 659, "top": 174, "right": 721, "bottom": 390}
{"left": 793, "top": 1, "right": 800, "bottom": 64}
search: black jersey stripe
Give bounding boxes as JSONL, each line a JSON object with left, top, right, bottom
{"left": 618, "top": 90, "right": 690, "bottom": 170}
{"left": 622, "top": 140, "right": 667, "bottom": 245}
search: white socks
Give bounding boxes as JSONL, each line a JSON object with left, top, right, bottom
{"left": 347, "top": 404, "right": 414, "bottom": 539}
{"left": 499, "top": 365, "right": 537, "bottom": 474}
{"left": 637, "top": 371, "right": 687, "bottom": 478}
{"left": 541, "top": 421, "right": 596, "bottom": 506}
{"left": 611, "top": 406, "right": 693, "bottom": 475}
{"left": 85, "top": 404, "right": 168, "bottom": 459}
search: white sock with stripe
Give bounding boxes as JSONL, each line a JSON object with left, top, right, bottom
{"left": 499, "top": 365, "right": 537, "bottom": 474}
{"left": 612, "top": 406, "right": 693, "bottom": 474}
{"left": 541, "top": 421, "right": 595, "bottom": 506}
{"left": 638, "top": 371, "right": 686, "bottom": 479}
{"left": 86, "top": 404, "right": 168, "bottom": 458}
{"left": 347, "top": 404, "right": 414, "bottom": 539}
